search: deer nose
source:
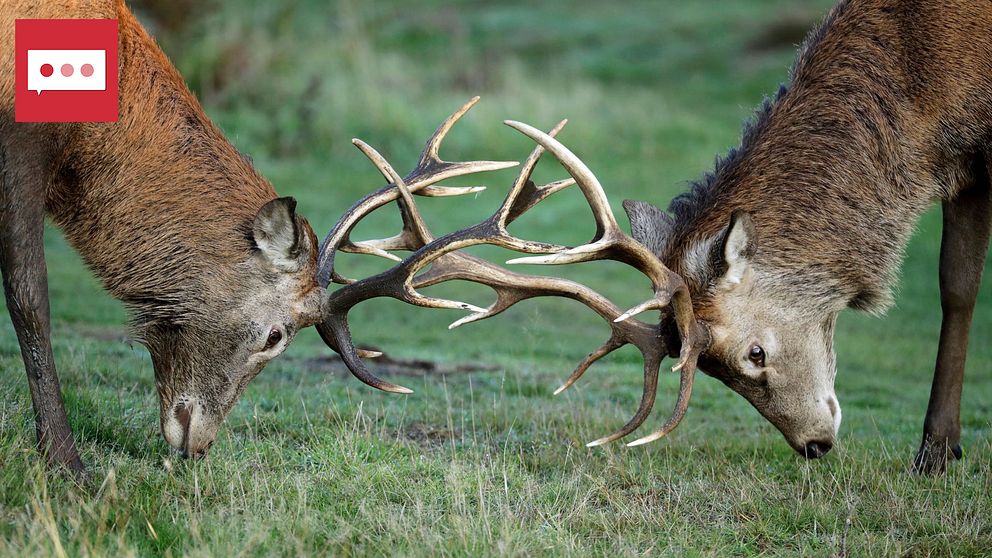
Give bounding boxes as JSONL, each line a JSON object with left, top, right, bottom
{"left": 804, "top": 440, "right": 832, "bottom": 459}
{"left": 175, "top": 403, "right": 192, "bottom": 435}
{"left": 173, "top": 402, "right": 194, "bottom": 457}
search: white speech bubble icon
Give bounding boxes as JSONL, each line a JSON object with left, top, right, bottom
{"left": 27, "top": 49, "right": 107, "bottom": 95}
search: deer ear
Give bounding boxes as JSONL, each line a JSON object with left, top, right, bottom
{"left": 253, "top": 197, "right": 302, "bottom": 271}
{"left": 714, "top": 210, "right": 756, "bottom": 285}
{"left": 623, "top": 199, "right": 673, "bottom": 258}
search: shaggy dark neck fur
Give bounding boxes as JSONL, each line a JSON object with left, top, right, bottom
{"left": 45, "top": 3, "right": 275, "bottom": 328}
{"left": 663, "top": 0, "right": 992, "bottom": 313}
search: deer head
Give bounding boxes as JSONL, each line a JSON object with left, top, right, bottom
{"left": 145, "top": 197, "right": 324, "bottom": 458}
{"left": 624, "top": 204, "right": 842, "bottom": 458}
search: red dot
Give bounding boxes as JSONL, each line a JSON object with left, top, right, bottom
{"left": 40, "top": 64, "right": 53, "bottom": 77}
{"left": 60, "top": 64, "right": 73, "bottom": 77}
{"left": 80, "top": 64, "right": 94, "bottom": 77}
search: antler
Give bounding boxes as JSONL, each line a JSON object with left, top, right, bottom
{"left": 316, "top": 99, "right": 709, "bottom": 446}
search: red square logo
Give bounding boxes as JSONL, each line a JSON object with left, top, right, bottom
{"left": 15, "top": 19, "right": 119, "bottom": 122}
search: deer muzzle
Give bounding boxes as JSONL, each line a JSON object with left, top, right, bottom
{"left": 162, "top": 397, "right": 217, "bottom": 459}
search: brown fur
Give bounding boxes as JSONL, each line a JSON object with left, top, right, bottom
{"left": 668, "top": 0, "right": 992, "bottom": 310}
{"left": 4, "top": 1, "right": 278, "bottom": 325}
{"left": 627, "top": 0, "right": 992, "bottom": 471}
{"left": 1, "top": 0, "right": 323, "bottom": 472}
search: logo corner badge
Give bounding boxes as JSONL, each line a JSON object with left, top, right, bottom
{"left": 14, "top": 18, "right": 119, "bottom": 123}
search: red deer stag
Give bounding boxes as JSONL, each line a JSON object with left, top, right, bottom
{"left": 0, "top": 1, "right": 513, "bottom": 475}
{"left": 1, "top": 0, "right": 323, "bottom": 474}
{"left": 319, "top": 0, "right": 991, "bottom": 474}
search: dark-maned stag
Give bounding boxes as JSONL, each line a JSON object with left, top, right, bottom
{"left": 320, "top": 0, "right": 992, "bottom": 475}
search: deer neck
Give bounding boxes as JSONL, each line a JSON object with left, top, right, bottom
{"left": 665, "top": 6, "right": 973, "bottom": 315}
{"left": 47, "top": 7, "right": 274, "bottom": 324}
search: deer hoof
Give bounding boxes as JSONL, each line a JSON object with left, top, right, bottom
{"left": 912, "top": 439, "right": 962, "bottom": 475}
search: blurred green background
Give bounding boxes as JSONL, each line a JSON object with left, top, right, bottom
{"left": 2, "top": 1, "right": 990, "bottom": 556}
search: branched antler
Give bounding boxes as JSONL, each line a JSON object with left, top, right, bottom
{"left": 316, "top": 99, "right": 709, "bottom": 446}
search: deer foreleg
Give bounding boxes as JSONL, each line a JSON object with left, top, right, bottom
{"left": 0, "top": 140, "right": 85, "bottom": 477}
{"left": 914, "top": 165, "right": 992, "bottom": 474}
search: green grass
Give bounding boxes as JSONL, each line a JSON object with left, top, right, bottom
{"left": 3, "top": 0, "right": 992, "bottom": 555}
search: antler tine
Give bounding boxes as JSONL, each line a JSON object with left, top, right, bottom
{"left": 626, "top": 350, "right": 696, "bottom": 446}
{"left": 496, "top": 119, "right": 570, "bottom": 225}
{"left": 406, "top": 96, "right": 520, "bottom": 195}
{"left": 502, "top": 122, "right": 703, "bottom": 329}
{"left": 366, "top": 119, "right": 579, "bottom": 268}
{"left": 316, "top": 316, "right": 413, "bottom": 394}
{"left": 316, "top": 182, "right": 430, "bottom": 287}
{"left": 585, "top": 350, "right": 663, "bottom": 447}
{"left": 503, "top": 121, "right": 666, "bottom": 275}
{"left": 419, "top": 96, "right": 480, "bottom": 166}
{"left": 351, "top": 139, "right": 434, "bottom": 249}
{"left": 337, "top": 239, "right": 404, "bottom": 262}
{"left": 333, "top": 140, "right": 435, "bottom": 269}
{"left": 553, "top": 335, "right": 624, "bottom": 395}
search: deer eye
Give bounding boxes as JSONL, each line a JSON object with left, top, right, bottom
{"left": 748, "top": 344, "right": 765, "bottom": 367}
{"left": 263, "top": 327, "right": 283, "bottom": 351}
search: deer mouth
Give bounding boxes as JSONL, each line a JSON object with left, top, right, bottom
{"left": 171, "top": 401, "right": 194, "bottom": 458}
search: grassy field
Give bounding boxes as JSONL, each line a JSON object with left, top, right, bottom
{"left": 3, "top": 0, "right": 992, "bottom": 555}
